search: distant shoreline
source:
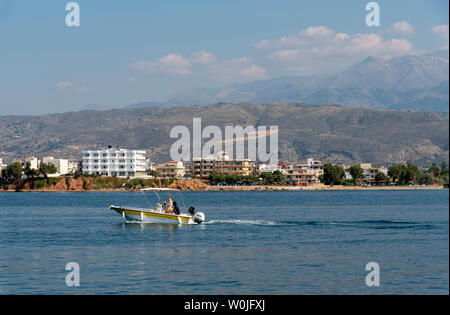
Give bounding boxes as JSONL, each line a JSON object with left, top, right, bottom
{"left": 1, "top": 185, "right": 445, "bottom": 193}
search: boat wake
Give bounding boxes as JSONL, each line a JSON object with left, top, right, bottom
{"left": 204, "top": 219, "right": 443, "bottom": 230}
{"left": 205, "top": 219, "right": 279, "bottom": 226}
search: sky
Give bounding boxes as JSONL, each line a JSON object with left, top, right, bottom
{"left": 0, "top": 0, "right": 448, "bottom": 115}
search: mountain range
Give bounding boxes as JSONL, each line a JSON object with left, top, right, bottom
{"left": 1, "top": 103, "right": 448, "bottom": 167}
{"left": 125, "top": 50, "right": 449, "bottom": 113}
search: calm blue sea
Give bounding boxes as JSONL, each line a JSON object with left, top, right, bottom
{"left": 0, "top": 190, "right": 448, "bottom": 295}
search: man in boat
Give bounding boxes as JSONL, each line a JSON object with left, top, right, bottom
{"left": 163, "top": 195, "right": 175, "bottom": 214}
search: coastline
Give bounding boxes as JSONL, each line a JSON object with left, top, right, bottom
{"left": 1, "top": 184, "right": 445, "bottom": 192}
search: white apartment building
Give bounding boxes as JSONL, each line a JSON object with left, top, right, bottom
{"left": 25, "top": 157, "right": 40, "bottom": 170}
{"left": 43, "top": 157, "right": 70, "bottom": 176}
{"left": 0, "top": 158, "right": 6, "bottom": 172}
{"left": 82, "top": 148, "right": 147, "bottom": 177}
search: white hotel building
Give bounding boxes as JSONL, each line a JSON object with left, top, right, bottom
{"left": 82, "top": 148, "right": 147, "bottom": 177}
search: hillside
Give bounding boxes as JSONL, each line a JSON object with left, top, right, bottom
{"left": 0, "top": 103, "right": 448, "bottom": 167}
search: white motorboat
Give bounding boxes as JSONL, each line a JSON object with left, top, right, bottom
{"left": 109, "top": 188, "right": 205, "bottom": 225}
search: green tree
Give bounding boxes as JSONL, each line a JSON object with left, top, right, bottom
{"left": 418, "top": 171, "right": 433, "bottom": 185}
{"left": 322, "top": 164, "right": 345, "bottom": 186}
{"left": 272, "top": 170, "right": 284, "bottom": 184}
{"left": 428, "top": 166, "right": 441, "bottom": 180}
{"left": 24, "top": 163, "right": 39, "bottom": 179}
{"left": 39, "top": 163, "right": 57, "bottom": 179}
{"left": 6, "top": 162, "right": 23, "bottom": 181}
{"left": 260, "top": 172, "right": 274, "bottom": 185}
{"left": 388, "top": 165, "right": 406, "bottom": 184}
{"left": 388, "top": 164, "right": 420, "bottom": 185}
{"left": 404, "top": 164, "right": 420, "bottom": 184}
{"left": 375, "top": 172, "right": 389, "bottom": 185}
{"left": 349, "top": 165, "right": 363, "bottom": 185}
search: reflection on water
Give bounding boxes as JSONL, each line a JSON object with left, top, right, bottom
{"left": 0, "top": 190, "right": 448, "bottom": 294}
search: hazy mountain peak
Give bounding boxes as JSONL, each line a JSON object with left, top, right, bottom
{"left": 123, "top": 50, "right": 449, "bottom": 112}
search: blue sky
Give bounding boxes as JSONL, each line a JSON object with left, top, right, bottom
{"left": 0, "top": 0, "right": 448, "bottom": 115}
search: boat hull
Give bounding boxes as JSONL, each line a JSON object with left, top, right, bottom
{"left": 110, "top": 206, "right": 194, "bottom": 225}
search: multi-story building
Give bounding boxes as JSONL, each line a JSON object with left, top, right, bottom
{"left": 191, "top": 151, "right": 256, "bottom": 180}
{"left": 25, "top": 157, "right": 40, "bottom": 170}
{"left": 191, "top": 156, "right": 215, "bottom": 180}
{"left": 277, "top": 158, "right": 324, "bottom": 185}
{"left": 156, "top": 161, "right": 186, "bottom": 179}
{"left": 43, "top": 157, "right": 70, "bottom": 176}
{"left": 360, "top": 163, "right": 389, "bottom": 184}
{"left": 0, "top": 158, "right": 6, "bottom": 173}
{"left": 82, "top": 148, "right": 147, "bottom": 177}
{"left": 282, "top": 166, "right": 320, "bottom": 185}
{"left": 299, "top": 158, "right": 324, "bottom": 173}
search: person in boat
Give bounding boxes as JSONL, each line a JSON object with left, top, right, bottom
{"left": 172, "top": 201, "right": 181, "bottom": 216}
{"left": 163, "top": 195, "right": 174, "bottom": 214}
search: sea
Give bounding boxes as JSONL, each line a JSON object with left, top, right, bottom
{"left": 0, "top": 190, "right": 448, "bottom": 294}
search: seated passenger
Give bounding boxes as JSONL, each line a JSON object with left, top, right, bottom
{"left": 173, "top": 201, "right": 181, "bottom": 215}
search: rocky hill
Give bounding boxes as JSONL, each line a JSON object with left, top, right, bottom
{"left": 0, "top": 103, "right": 448, "bottom": 167}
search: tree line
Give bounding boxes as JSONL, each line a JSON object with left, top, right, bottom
{"left": 1, "top": 162, "right": 57, "bottom": 183}
{"left": 208, "top": 171, "right": 284, "bottom": 186}
{"left": 320, "top": 162, "right": 449, "bottom": 186}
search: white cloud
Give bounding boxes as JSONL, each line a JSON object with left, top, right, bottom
{"left": 431, "top": 24, "right": 449, "bottom": 40}
{"left": 391, "top": 21, "right": 414, "bottom": 35}
{"left": 238, "top": 64, "right": 268, "bottom": 81}
{"left": 56, "top": 81, "right": 89, "bottom": 94}
{"left": 256, "top": 25, "right": 416, "bottom": 74}
{"left": 206, "top": 57, "right": 268, "bottom": 83}
{"left": 56, "top": 81, "right": 73, "bottom": 90}
{"left": 130, "top": 53, "right": 192, "bottom": 75}
{"left": 255, "top": 26, "right": 338, "bottom": 49}
{"left": 190, "top": 50, "right": 216, "bottom": 64}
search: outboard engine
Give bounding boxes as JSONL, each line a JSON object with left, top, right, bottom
{"left": 188, "top": 207, "right": 205, "bottom": 224}
{"left": 193, "top": 212, "right": 205, "bottom": 224}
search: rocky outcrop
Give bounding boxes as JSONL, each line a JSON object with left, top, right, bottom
{"left": 68, "top": 177, "right": 84, "bottom": 191}
{"left": 169, "top": 179, "right": 209, "bottom": 191}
